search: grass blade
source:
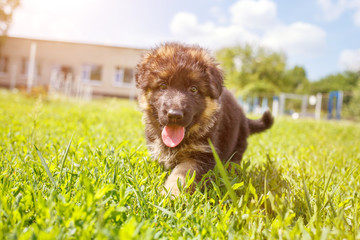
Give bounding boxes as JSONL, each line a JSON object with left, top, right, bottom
{"left": 35, "top": 145, "right": 57, "bottom": 187}
{"left": 328, "top": 194, "right": 337, "bottom": 218}
{"left": 150, "top": 203, "right": 175, "bottom": 217}
{"left": 208, "top": 140, "right": 238, "bottom": 207}
{"left": 302, "top": 175, "right": 312, "bottom": 216}
{"left": 57, "top": 136, "right": 73, "bottom": 185}
{"left": 264, "top": 170, "right": 268, "bottom": 215}
{"left": 112, "top": 165, "right": 117, "bottom": 184}
{"left": 322, "top": 165, "right": 335, "bottom": 200}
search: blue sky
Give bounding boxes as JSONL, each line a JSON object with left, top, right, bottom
{"left": 9, "top": 0, "right": 360, "bottom": 81}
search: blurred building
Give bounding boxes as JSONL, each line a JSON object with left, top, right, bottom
{"left": 0, "top": 37, "right": 146, "bottom": 98}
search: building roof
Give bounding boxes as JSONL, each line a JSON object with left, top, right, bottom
{"left": 5, "top": 36, "right": 149, "bottom": 52}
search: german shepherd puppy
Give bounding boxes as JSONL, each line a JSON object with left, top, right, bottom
{"left": 135, "top": 43, "right": 273, "bottom": 196}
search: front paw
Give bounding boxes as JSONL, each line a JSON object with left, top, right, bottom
{"left": 161, "top": 160, "right": 198, "bottom": 197}
{"left": 163, "top": 180, "right": 181, "bottom": 196}
{"left": 162, "top": 173, "right": 185, "bottom": 197}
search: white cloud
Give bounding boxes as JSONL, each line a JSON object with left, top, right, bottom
{"left": 262, "top": 22, "right": 327, "bottom": 57}
{"left": 339, "top": 49, "right": 360, "bottom": 71}
{"left": 354, "top": 8, "right": 360, "bottom": 26}
{"left": 170, "top": 0, "right": 326, "bottom": 60}
{"left": 209, "top": 6, "right": 227, "bottom": 24}
{"left": 10, "top": 0, "right": 102, "bottom": 41}
{"left": 316, "top": 0, "right": 348, "bottom": 20}
{"left": 316, "top": 0, "right": 360, "bottom": 26}
{"left": 230, "top": 0, "right": 278, "bottom": 30}
{"left": 170, "top": 12, "right": 205, "bottom": 37}
{"left": 170, "top": 12, "right": 259, "bottom": 48}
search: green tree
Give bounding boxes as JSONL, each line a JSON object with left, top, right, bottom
{"left": 283, "top": 66, "right": 310, "bottom": 94}
{"left": 310, "top": 71, "right": 359, "bottom": 94}
{"left": 311, "top": 71, "right": 360, "bottom": 118}
{"left": 344, "top": 80, "right": 360, "bottom": 119}
{"left": 216, "top": 45, "right": 309, "bottom": 96}
{"left": 0, "top": 0, "right": 20, "bottom": 47}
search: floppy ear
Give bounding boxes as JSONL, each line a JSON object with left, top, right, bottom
{"left": 135, "top": 66, "right": 144, "bottom": 89}
{"left": 135, "top": 51, "right": 153, "bottom": 89}
{"left": 135, "top": 60, "right": 150, "bottom": 90}
{"left": 207, "top": 65, "right": 223, "bottom": 99}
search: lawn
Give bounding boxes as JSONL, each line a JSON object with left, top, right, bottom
{"left": 0, "top": 89, "right": 359, "bottom": 239}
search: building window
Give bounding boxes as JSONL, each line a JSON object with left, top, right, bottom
{"left": 114, "top": 67, "right": 134, "bottom": 86}
{"left": 0, "top": 56, "right": 8, "bottom": 74}
{"left": 82, "top": 64, "right": 102, "bottom": 83}
{"left": 114, "top": 67, "right": 124, "bottom": 85}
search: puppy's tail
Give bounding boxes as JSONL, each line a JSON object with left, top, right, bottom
{"left": 247, "top": 110, "right": 274, "bottom": 135}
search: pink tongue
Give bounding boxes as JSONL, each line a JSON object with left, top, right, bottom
{"left": 161, "top": 126, "right": 185, "bottom": 148}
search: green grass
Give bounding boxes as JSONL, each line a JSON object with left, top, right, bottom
{"left": 0, "top": 89, "right": 359, "bottom": 239}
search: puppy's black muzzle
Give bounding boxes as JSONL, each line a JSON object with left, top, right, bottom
{"left": 158, "top": 90, "right": 195, "bottom": 127}
{"left": 167, "top": 109, "right": 184, "bottom": 121}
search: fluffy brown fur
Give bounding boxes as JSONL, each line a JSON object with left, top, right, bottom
{"left": 135, "top": 43, "right": 274, "bottom": 196}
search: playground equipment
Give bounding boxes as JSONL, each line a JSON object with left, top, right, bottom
{"left": 327, "top": 91, "right": 343, "bottom": 120}
{"left": 278, "top": 93, "right": 323, "bottom": 120}
{"left": 240, "top": 93, "right": 324, "bottom": 120}
{"left": 241, "top": 91, "right": 344, "bottom": 120}
{"left": 238, "top": 96, "right": 270, "bottom": 115}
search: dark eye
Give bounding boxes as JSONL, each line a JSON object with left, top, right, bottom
{"left": 159, "top": 83, "right": 167, "bottom": 90}
{"left": 189, "top": 86, "right": 198, "bottom": 94}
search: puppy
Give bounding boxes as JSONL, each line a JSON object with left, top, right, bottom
{"left": 135, "top": 43, "right": 273, "bottom": 196}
